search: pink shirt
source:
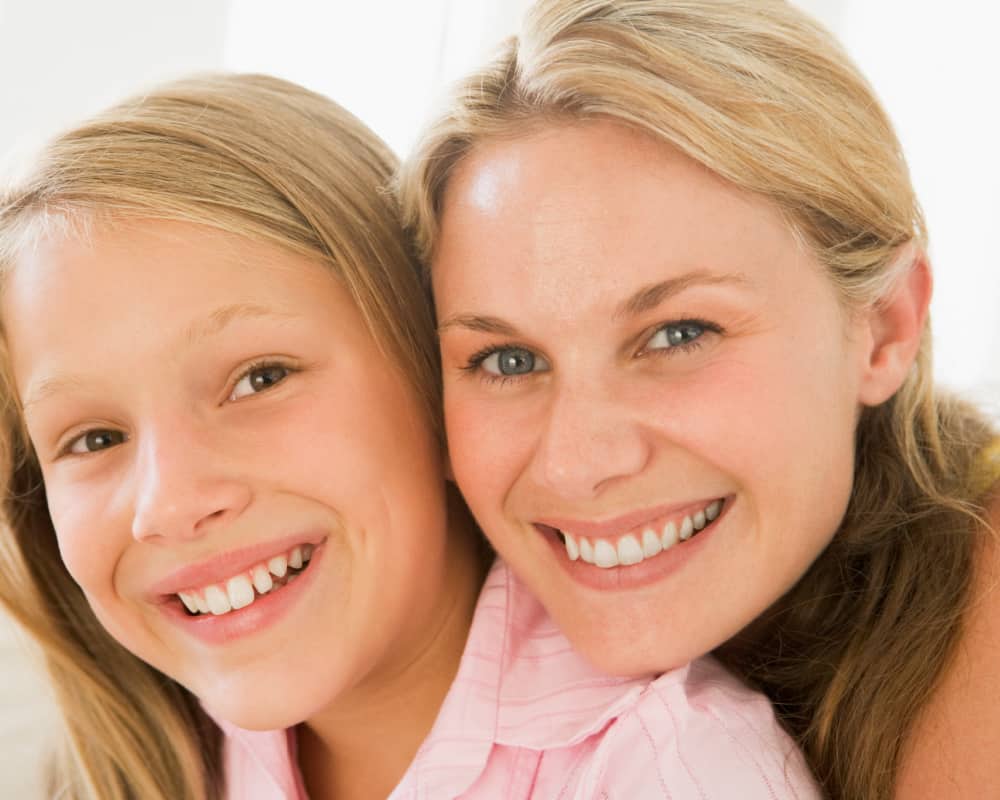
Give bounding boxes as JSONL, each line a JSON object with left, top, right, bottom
{"left": 217, "top": 560, "right": 819, "bottom": 799}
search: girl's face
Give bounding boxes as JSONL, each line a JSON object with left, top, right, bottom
{"left": 6, "top": 219, "right": 462, "bottom": 729}
{"left": 433, "top": 122, "right": 875, "bottom": 675}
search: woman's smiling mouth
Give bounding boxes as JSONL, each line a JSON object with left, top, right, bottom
{"left": 537, "top": 497, "right": 727, "bottom": 569}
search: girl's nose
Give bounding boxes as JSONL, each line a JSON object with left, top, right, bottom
{"left": 130, "top": 424, "right": 251, "bottom": 543}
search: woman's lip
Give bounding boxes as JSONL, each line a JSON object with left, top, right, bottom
{"left": 535, "top": 497, "right": 727, "bottom": 540}
{"left": 539, "top": 497, "right": 732, "bottom": 592}
{"left": 147, "top": 530, "right": 327, "bottom": 599}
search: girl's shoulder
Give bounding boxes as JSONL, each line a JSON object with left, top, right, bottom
{"left": 573, "top": 657, "right": 822, "bottom": 799}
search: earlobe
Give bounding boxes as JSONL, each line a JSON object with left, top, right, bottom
{"left": 857, "top": 246, "right": 933, "bottom": 407}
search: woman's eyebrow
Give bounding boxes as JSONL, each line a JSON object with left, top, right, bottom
{"left": 436, "top": 271, "right": 754, "bottom": 337}
{"left": 614, "top": 271, "right": 754, "bottom": 321}
{"left": 437, "top": 314, "right": 518, "bottom": 336}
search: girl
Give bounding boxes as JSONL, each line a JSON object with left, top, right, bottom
{"left": 0, "top": 74, "right": 817, "bottom": 798}
{"left": 399, "top": 1, "right": 1000, "bottom": 798}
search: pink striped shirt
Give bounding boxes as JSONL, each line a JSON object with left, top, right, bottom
{"left": 216, "top": 560, "right": 820, "bottom": 798}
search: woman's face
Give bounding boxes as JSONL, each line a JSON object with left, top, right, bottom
{"left": 433, "top": 121, "right": 872, "bottom": 675}
{"left": 6, "top": 219, "right": 461, "bottom": 729}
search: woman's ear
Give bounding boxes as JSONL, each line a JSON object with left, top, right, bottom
{"left": 857, "top": 246, "right": 933, "bottom": 406}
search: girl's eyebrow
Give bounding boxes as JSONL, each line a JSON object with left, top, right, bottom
{"left": 182, "top": 302, "right": 299, "bottom": 346}
{"left": 21, "top": 303, "right": 299, "bottom": 413}
{"left": 436, "top": 271, "right": 754, "bottom": 336}
{"left": 21, "top": 375, "right": 87, "bottom": 415}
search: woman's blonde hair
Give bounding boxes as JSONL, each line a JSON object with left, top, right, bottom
{"left": 398, "top": 1, "right": 998, "bottom": 797}
{"left": 0, "top": 73, "right": 439, "bottom": 799}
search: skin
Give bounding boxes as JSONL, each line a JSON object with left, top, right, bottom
{"left": 896, "top": 492, "right": 1000, "bottom": 798}
{"left": 433, "top": 120, "right": 926, "bottom": 677}
{"left": 4, "top": 219, "right": 483, "bottom": 800}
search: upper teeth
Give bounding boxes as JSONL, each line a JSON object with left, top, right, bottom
{"left": 561, "top": 499, "right": 722, "bottom": 569}
{"left": 177, "top": 544, "right": 314, "bottom": 616}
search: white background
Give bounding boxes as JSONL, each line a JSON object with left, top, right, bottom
{"left": 2, "top": 0, "right": 997, "bottom": 406}
{"left": 1, "top": 1, "right": 998, "bottom": 796}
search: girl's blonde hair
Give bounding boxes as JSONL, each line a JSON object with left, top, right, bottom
{"left": 0, "top": 73, "right": 439, "bottom": 800}
{"left": 398, "top": 2, "right": 998, "bottom": 797}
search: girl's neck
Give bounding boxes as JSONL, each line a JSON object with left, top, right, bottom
{"left": 297, "top": 495, "right": 488, "bottom": 800}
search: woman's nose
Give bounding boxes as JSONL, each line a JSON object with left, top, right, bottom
{"left": 527, "top": 381, "right": 651, "bottom": 501}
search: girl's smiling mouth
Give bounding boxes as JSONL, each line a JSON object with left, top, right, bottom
{"left": 155, "top": 541, "right": 327, "bottom": 646}
{"left": 176, "top": 543, "right": 315, "bottom": 616}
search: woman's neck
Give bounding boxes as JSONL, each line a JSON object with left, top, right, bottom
{"left": 297, "top": 494, "right": 488, "bottom": 799}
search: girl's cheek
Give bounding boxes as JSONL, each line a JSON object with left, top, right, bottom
{"left": 47, "top": 488, "right": 108, "bottom": 589}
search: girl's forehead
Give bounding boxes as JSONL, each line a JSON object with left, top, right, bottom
{"left": 4, "top": 220, "right": 347, "bottom": 398}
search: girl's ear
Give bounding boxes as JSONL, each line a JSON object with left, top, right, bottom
{"left": 857, "top": 246, "right": 933, "bottom": 407}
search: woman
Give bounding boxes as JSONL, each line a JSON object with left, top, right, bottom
{"left": 399, "top": 1, "right": 1000, "bottom": 797}
{"left": 0, "top": 73, "right": 817, "bottom": 798}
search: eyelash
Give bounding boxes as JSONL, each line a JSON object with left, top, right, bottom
{"left": 461, "top": 343, "right": 538, "bottom": 388}
{"left": 227, "top": 358, "right": 298, "bottom": 402}
{"left": 638, "top": 318, "right": 722, "bottom": 359}
{"left": 461, "top": 318, "right": 723, "bottom": 387}
{"left": 56, "top": 359, "right": 297, "bottom": 458}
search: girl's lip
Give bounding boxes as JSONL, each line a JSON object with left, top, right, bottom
{"left": 535, "top": 496, "right": 728, "bottom": 540}
{"left": 161, "top": 542, "right": 325, "bottom": 645}
{"left": 146, "top": 530, "right": 327, "bottom": 600}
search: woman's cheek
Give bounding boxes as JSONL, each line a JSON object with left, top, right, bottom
{"left": 446, "top": 391, "right": 519, "bottom": 508}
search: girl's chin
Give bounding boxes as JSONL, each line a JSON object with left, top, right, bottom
{"left": 199, "top": 693, "right": 313, "bottom": 731}
{"left": 189, "top": 675, "right": 330, "bottom": 731}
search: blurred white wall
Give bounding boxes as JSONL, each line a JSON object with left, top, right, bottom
{"left": 841, "top": 0, "right": 1000, "bottom": 411}
{"left": 223, "top": 0, "right": 449, "bottom": 157}
{"left": 4, "top": 0, "right": 991, "bottom": 402}
{"left": 0, "top": 614, "right": 54, "bottom": 799}
{"left": 0, "top": 0, "right": 230, "bottom": 165}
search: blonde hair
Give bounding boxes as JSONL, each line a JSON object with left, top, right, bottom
{"left": 398, "top": 2, "right": 998, "bottom": 797}
{"left": 0, "top": 73, "right": 438, "bottom": 799}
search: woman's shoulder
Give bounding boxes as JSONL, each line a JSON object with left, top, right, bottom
{"left": 574, "top": 657, "right": 822, "bottom": 799}
{"left": 895, "top": 475, "right": 1000, "bottom": 798}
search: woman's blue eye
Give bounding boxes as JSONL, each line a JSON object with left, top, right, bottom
{"left": 647, "top": 322, "right": 706, "bottom": 351}
{"left": 67, "top": 429, "right": 126, "bottom": 455}
{"left": 230, "top": 364, "right": 290, "bottom": 401}
{"left": 481, "top": 348, "right": 545, "bottom": 376}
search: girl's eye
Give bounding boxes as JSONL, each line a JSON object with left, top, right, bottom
{"left": 230, "top": 363, "right": 291, "bottom": 401}
{"left": 66, "top": 429, "right": 126, "bottom": 455}
{"left": 646, "top": 321, "right": 711, "bottom": 352}
{"left": 479, "top": 347, "right": 549, "bottom": 377}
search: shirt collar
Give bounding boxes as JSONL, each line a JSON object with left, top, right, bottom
{"left": 210, "top": 558, "right": 653, "bottom": 800}
{"left": 399, "top": 558, "right": 652, "bottom": 797}
{"left": 213, "top": 717, "right": 304, "bottom": 799}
